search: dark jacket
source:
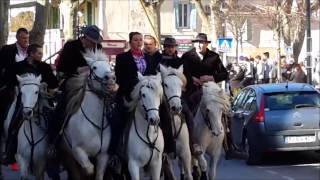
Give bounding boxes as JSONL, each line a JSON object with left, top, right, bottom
{"left": 56, "top": 39, "right": 102, "bottom": 79}
{"left": 182, "top": 48, "right": 228, "bottom": 93}
{"left": 115, "top": 50, "right": 159, "bottom": 101}
{"left": 4, "top": 58, "right": 59, "bottom": 89}
{"left": 160, "top": 52, "right": 183, "bottom": 69}
{"left": 0, "top": 44, "right": 18, "bottom": 85}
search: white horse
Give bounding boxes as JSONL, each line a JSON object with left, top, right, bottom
{"left": 192, "top": 82, "right": 230, "bottom": 180}
{"left": 125, "top": 72, "right": 164, "bottom": 180}
{"left": 61, "top": 50, "right": 116, "bottom": 180}
{"left": 15, "top": 74, "right": 51, "bottom": 180}
{"left": 160, "top": 65, "right": 192, "bottom": 180}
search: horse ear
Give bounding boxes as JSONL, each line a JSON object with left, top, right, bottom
{"left": 36, "top": 75, "right": 42, "bottom": 83}
{"left": 137, "top": 72, "right": 144, "bottom": 81}
{"left": 177, "top": 64, "right": 184, "bottom": 73}
{"left": 159, "top": 64, "right": 167, "bottom": 75}
{"left": 16, "top": 75, "right": 22, "bottom": 82}
{"left": 156, "top": 72, "right": 161, "bottom": 81}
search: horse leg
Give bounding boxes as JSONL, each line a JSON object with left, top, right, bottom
{"left": 16, "top": 154, "right": 29, "bottom": 179}
{"left": 95, "top": 153, "right": 109, "bottom": 180}
{"left": 163, "top": 156, "right": 176, "bottom": 180}
{"left": 180, "top": 151, "right": 192, "bottom": 180}
{"left": 197, "top": 154, "right": 208, "bottom": 180}
{"left": 128, "top": 160, "right": 139, "bottom": 180}
{"left": 72, "top": 147, "right": 94, "bottom": 175}
{"left": 150, "top": 157, "right": 163, "bottom": 180}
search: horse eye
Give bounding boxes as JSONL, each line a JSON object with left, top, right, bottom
{"left": 206, "top": 109, "right": 210, "bottom": 113}
{"left": 164, "top": 83, "right": 168, "bottom": 88}
{"left": 35, "top": 91, "right": 39, "bottom": 94}
{"left": 93, "top": 66, "right": 97, "bottom": 70}
{"left": 142, "top": 94, "right": 146, "bottom": 98}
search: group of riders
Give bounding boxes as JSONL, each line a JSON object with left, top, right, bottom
{"left": 0, "top": 25, "right": 228, "bottom": 178}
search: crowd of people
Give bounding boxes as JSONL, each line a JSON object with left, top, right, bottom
{"left": 227, "top": 52, "right": 313, "bottom": 96}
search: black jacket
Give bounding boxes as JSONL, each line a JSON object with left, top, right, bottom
{"left": 115, "top": 50, "right": 159, "bottom": 101}
{"left": 0, "top": 44, "right": 18, "bottom": 85}
{"left": 160, "top": 52, "right": 183, "bottom": 69}
{"left": 4, "top": 58, "right": 59, "bottom": 89}
{"left": 56, "top": 39, "right": 102, "bottom": 79}
{"left": 182, "top": 48, "right": 228, "bottom": 93}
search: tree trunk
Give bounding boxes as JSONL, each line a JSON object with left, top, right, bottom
{"left": 292, "top": 0, "right": 306, "bottom": 63}
{"left": 281, "top": 0, "right": 293, "bottom": 47}
{"left": 29, "top": 0, "right": 49, "bottom": 46}
{"left": 0, "top": 0, "right": 9, "bottom": 47}
{"left": 211, "top": 0, "right": 224, "bottom": 44}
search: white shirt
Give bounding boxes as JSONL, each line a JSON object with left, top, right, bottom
{"left": 15, "top": 43, "right": 28, "bottom": 62}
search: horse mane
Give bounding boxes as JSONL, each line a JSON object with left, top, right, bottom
{"left": 166, "top": 66, "right": 187, "bottom": 90}
{"left": 126, "top": 75, "right": 163, "bottom": 111}
{"left": 18, "top": 73, "right": 41, "bottom": 85}
{"left": 64, "top": 75, "right": 87, "bottom": 119}
{"left": 82, "top": 49, "right": 109, "bottom": 65}
{"left": 201, "top": 81, "right": 230, "bottom": 112}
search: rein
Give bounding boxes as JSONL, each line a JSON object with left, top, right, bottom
{"left": 134, "top": 83, "right": 161, "bottom": 167}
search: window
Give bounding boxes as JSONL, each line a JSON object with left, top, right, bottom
{"left": 178, "top": 2, "right": 190, "bottom": 28}
{"left": 264, "top": 91, "right": 320, "bottom": 111}
{"left": 47, "top": 7, "right": 60, "bottom": 29}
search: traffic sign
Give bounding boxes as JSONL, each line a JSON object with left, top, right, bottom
{"left": 218, "top": 38, "right": 232, "bottom": 53}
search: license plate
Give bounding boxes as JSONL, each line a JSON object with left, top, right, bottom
{"left": 284, "top": 136, "right": 316, "bottom": 144}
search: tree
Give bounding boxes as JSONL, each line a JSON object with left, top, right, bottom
{"left": 29, "top": 0, "right": 50, "bottom": 46}
{"left": 0, "top": 0, "right": 9, "bottom": 47}
{"left": 140, "top": 0, "right": 165, "bottom": 46}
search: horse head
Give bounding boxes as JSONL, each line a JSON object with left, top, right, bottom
{"left": 200, "top": 81, "right": 230, "bottom": 136}
{"left": 82, "top": 49, "right": 116, "bottom": 91}
{"left": 160, "top": 64, "right": 185, "bottom": 115}
{"left": 128, "top": 72, "right": 163, "bottom": 126}
{"left": 16, "top": 73, "right": 42, "bottom": 119}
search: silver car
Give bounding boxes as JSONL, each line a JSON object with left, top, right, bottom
{"left": 230, "top": 83, "right": 320, "bottom": 165}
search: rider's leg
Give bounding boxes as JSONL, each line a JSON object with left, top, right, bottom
{"left": 1, "top": 93, "right": 22, "bottom": 165}
{"left": 159, "top": 102, "right": 175, "bottom": 155}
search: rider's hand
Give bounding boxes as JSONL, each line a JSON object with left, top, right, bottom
{"left": 200, "top": 75, "right": 214, "bottom": 83}
{"left": 192, "top": 76, "right": 202, "bottom": 86}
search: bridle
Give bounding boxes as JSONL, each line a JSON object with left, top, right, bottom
{"left": 163, "top": 73, "right": 182, "bottom": 104}
{"left": 139, "top": 84, "right": 160, "bottom": 124}
{"left": 20, "top": 83, "right": 40, "bottom": 110}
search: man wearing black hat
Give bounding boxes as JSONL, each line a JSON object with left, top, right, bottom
{"left": 160, "top": 37, "right": 183, "bottom": 68}
{"left": 50, "top": 25, "right": 103, "bottom": 145}
{"left": 182, "top": 33, "right": 228, "bottom": 154}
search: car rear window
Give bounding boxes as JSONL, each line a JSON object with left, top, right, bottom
{"left": 264, "top": 91, "right": 320, "bottom": 110}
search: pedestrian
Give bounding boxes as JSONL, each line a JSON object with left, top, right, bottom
{"left": 181, "top": 33, "right": 228, "bottom": 155}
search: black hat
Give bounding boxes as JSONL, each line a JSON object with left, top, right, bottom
{"left": 82, "top": 25, "right": 103, "bottom": 44}
{"left": 162, "top": 37, "right": 178, "bottom": 46}
{"left": 192, "top": 33, "right": 211, "bottom": 43}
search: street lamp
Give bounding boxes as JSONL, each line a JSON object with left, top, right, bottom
{"left": 306, "top": 0, "right": 312, "bottom": 84}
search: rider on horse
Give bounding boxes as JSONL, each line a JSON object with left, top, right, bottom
{"left": 51, "top": 25, "right": 103, "bottom": 145}
{"left": 0, "top": 28, "right": 29, "bottom": 142}
{"left": 181, "top": 33, "right": 228, "bottom": 155}
{"left": 1, "top": 44, "right": 59, "bottom": 165}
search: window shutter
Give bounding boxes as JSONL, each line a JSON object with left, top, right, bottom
{"left": 190, "top": 3, "right": 196, "bottom": 30}
{"left": 174, "top": 0, "right": 180, "bottom": 29}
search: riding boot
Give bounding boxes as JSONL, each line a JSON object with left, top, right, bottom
{"left": 1, "top": 98, "right": 22, "bottom": 165}
{"left": 159, "top": 103, "right": 175, "bottom": 155}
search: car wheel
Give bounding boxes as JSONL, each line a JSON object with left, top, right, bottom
{"left": 243, "top": 135, "right": 261, "bottom": 165}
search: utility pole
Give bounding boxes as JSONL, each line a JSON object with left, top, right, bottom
{"left": 306, "top": 0, "right": 312, "bottom": 84}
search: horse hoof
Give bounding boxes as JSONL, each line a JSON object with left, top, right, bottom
{"left": 200, "top": 171, "right": 207, "bottom": 180}
{"left": 85, "top": 164, "right": 94, "bottom": 175}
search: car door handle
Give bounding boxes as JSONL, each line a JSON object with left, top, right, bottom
{"left": 293, "top": 122, "right": 303, "bottom": 127}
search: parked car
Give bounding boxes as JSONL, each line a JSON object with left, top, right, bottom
{"left": 230, "top": 83, "right": 320, "bottom": 165}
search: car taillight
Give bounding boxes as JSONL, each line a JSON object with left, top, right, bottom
{"left": 254, "top": 96, "right": 265, "bottom": 122}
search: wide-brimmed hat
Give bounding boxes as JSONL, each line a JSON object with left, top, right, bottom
{"left": 162, "top": 37, "right": 178, "bottom": 46}
{"left": 192, "top": 33, "right": 211, "bottom": 43}
{"left": 82, "top": 25, "right": 103, "bottom": 44}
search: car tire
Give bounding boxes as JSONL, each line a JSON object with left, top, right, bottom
{"left": 243, "top": 135, "right": 261, "bottom": 165}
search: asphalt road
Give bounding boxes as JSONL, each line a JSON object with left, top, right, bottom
{"left": 1, "top": 151, "right": 320, "bottom": 180}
